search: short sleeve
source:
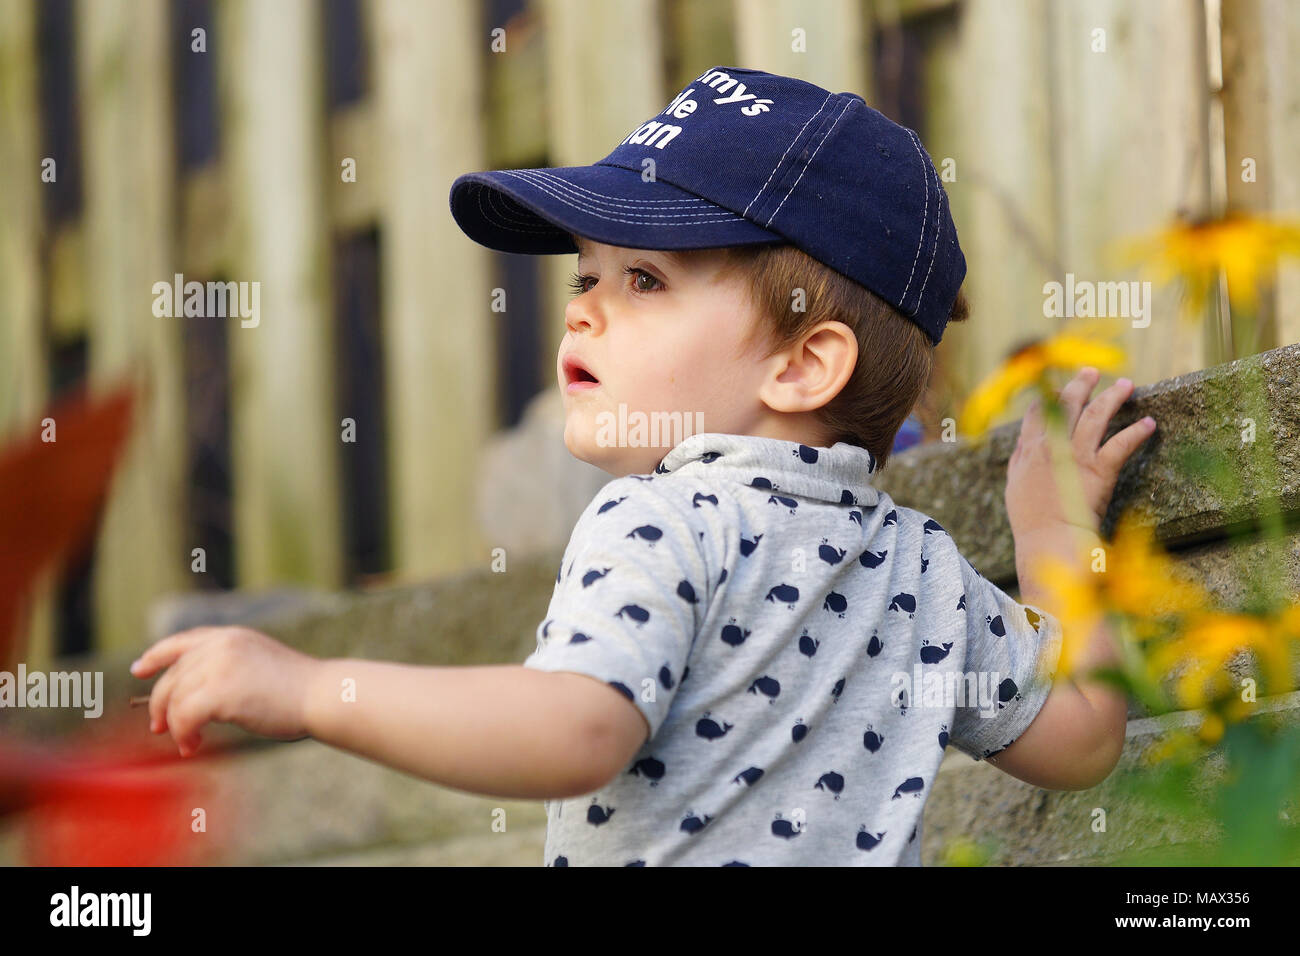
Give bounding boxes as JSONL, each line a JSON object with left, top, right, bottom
{"left": 523, "top": 477, "right": 711, "bottom": 742}
{"left": 947, "top": 557, "right": 1064, "bottom": 761}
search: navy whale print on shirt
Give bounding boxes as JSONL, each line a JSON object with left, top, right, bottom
{"left": 521, "top": 433, "right": 1063, "bottom": 866}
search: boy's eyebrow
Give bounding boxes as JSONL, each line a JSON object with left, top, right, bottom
{"left": 571, "top": 233, "right": 691, "bottom": 269}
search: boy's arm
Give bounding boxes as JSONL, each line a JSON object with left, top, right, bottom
{"left": 987, "top": 367, "right": 1156, "bottom": 790}
{"left": 982, "top": 524, "right": 1128, "bottom": 790}
{"left": 303, "top": 660, "right": 650, "bottom": 800}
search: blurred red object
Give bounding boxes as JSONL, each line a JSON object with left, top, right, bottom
{"left": 0, "top": 379, "right": 229, "bottom": 865}
{"left": 11, "top": 728, "right": 220, "bottom": 866}
{"left": 0, "top": 381, "right": 135, "bottom": 669}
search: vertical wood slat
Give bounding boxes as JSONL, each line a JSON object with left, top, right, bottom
{"left": 76, "top": 0, "right": 187, "bottom": 654}
{"left": 733, "top": 0, "right": 870, "bottom": 99}
{"left": 666, "top": 0, "right": 736, "bottom": 92}
{"left": 0, "top": 0, "right": 54, "bottom": 667}
{"left": 535, "top": 0, "right": 667, "bottom": 391}
{"left": 368, "top": 0, "right": 492, "bottom": 579}
{"left": 218, "top": 0, "right": 343, "bottom": 588}
{"left": 1051, "top": 0, "right": 1212, "bottom": 383}
{"left": 923, "top": 0, "right": 1058, "bottom": 414}
{"left": 924, "top": 0, "right": 1212, "bottom": 423}
{"left": 0, "top": 0, "right": 45, "bottom": 434}
{"left": 1220, "top": 0, "right": 1300, "bottom": 351}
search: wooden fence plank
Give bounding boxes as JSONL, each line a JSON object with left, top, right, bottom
{"left": 733, "top": 0, "right": 870, "bottom": 97}
{"left": 0, "top": 0, "right": 54, "bottom": 667}
{"left": 76, "top": 0, "right": 187, "bottom": 652}
{"left": 535, "top": 0, "right": 667, "bottom": 390}
{"left": 1050, "top": 0, "right": 1213, "bottom": 382}
{"left": 1221, "top": 0, "right": 1300, "bottom": 350}
{"left": 0, "top": 0, "right": 45, "bottom": 436}
{"left": 218, "top": 0, "right": 343, "bottom": 588}
{"left": 922, "top": 0, "right": 1059, "bottom": 426}
{"left": 666, "top": 0, "right": 736, "bottom": 92}
{"left": 368, "top": 0, "right": 492, "bottom": 578}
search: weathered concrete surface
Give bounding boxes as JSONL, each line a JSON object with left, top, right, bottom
{"left": 875, "top": 341, "right": 1300, "bottom": 585}
{"left": 197, "top": 739, "right": 549, "bottom": 866}
{"left": 922, "top": 696, "right": 1300, "bottom": 866}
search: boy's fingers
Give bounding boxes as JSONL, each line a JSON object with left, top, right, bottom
{"left": 1020, "top": 396, "right": 1044, "bottom": 439}
{"left": 1058, "top": 367, "right": 1099, "bottom": 436}
{"left": 1074, "top": 377, "right": 1135, "bottom": 451}
{"left": 148, "top": 659, "right": 185, "bottom": 733}
{"left": 169, "top": 693, "right": 211, "bottom": 757}
{"left": 130, "top": 629, "right": 210, "bottom": 678}
{"left": 1096, "top": 416, "right": 1156, "bottom": 476}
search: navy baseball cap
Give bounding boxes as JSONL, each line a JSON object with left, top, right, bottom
{"left": 449, "top": 65, "right": 965, "bottom": 345}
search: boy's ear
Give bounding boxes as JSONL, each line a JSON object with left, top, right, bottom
{"left": 758, "top": 321, "right": 858, "bottom": 414}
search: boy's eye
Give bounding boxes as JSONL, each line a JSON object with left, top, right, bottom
{"left": 627, "top": 266, "right": 662, "bottom": 292}
{"left": 565, "top": 266, "right": 664, "bottom": 297}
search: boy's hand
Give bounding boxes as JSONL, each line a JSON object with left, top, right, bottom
{"left": 1006, "top": 366, "right": 1157, "bottom": 537}
{"left": 130, "top": 626, "right": 319, "bottom": 757}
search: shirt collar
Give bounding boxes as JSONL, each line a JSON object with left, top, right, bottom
{"left": 650, "top": 432, "right": 880, "bottom": 507}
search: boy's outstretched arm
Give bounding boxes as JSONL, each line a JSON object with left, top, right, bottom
{"left": 303, "top": 660, "right": 649, "bottom": 799}
{"left": 985, "top": 367, "right": 1157, "bottom": 791}
{"left": 129, "top": 630, "right": 650, "bottom": 801}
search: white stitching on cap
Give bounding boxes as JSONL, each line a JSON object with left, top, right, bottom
{"left": 913, "top": 144, "right": 944, "bottom": 315}
{"left": 742, "top": 92, "right": 835, "bottom": 219}
{"left": 763, "top": 98, "right": 853, "bottom": 228}
{"left": 479, "top": 186, "right": 556, "bottom": 235}
{"left": 898, "top": 128, "right": 931, "bottom": 310}
{"left": 486, "top": 188, "right": 554, "bottom": 232}
{"left": 497, "top": 170, "right": 742, "bottom": 226}
{"left": 505, "top": 169, "right": 727, "bottom": 217}
{"left": 478, "top": 187, "right": 548, "bottom": 235}
{"left": 523, "top": 168, "right": 713, "bottom": 205}
{"left": 506, "top": 171, "right": 738, "bottom": 222}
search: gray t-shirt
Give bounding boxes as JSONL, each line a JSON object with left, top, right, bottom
{"left": 523, "top": 432, "right": 1062, "bottom": 866}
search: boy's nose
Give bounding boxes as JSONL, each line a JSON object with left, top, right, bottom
{"left": 565, "top": 299, "right": 602, "bottom": 335}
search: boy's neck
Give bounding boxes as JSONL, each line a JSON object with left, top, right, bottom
{"left": 740, "top": 411, "right": 836, "bottom": 448}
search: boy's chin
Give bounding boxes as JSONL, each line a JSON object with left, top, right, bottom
{"left": 563, "top": 425, "right": 662, "bottom": 477}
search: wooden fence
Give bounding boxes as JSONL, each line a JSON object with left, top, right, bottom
{"left": 0, "top": 0, "right": 1297, "bottom": 667}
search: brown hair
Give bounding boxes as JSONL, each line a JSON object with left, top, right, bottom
{"left": 710, "top": 244, "right": 969, "bottom": 470}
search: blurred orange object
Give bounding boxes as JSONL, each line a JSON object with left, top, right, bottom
{"left": 0, "top": 380, "right": 230, "bottom": 865}
{"left": 0, "top": 382, "right": 135, "bottom": 669}
{"left": 2, "top": 725, "right": 230, "bottom": 866}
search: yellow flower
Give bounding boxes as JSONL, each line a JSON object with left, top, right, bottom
{"left": 1030, "top": 554, "right": 1103, "bottom": 682}
{"left": 1115, "top": 212, "right": 1300, "bottom": 319}
{"left": 1147, "top": 611, "right": 1292, "bottom": 709}
{"left": 1197, "top": 712, "right": 1224, "bottom": 745}
{"left": 1026, "top": 509, "right": 1212, "bottom": 683}
{"left": 1102, "top": 511, "right": 1211, "bottom": 621}
{"left": 958, "top": 318, "right": 1128, "bottom": 438}
{"left": 958, "top": 351, "right": 1050, "bottom": 439}
{"left": 1142, "top": 727, "right": 1202, "bottom": 766}
{"left": 1277, "top": 603, "right": 1300, "bottom": 642}
{"left": 956, "top": 329, "right": 1128, "bottom": 442}
{"left": 942, "top": 837, "right": 990, "bottom": 866}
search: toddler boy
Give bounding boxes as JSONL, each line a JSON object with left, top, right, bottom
{"left": 132, "top": 67, "right": 1155, "bottom": 866}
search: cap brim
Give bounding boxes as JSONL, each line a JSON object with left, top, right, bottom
{"left": 449, "top": 164, "right": 788, "bottom": 254}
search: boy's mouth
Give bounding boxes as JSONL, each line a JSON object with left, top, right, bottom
{"left": 562, "top": 353, "right": 602, "bottom": 392}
